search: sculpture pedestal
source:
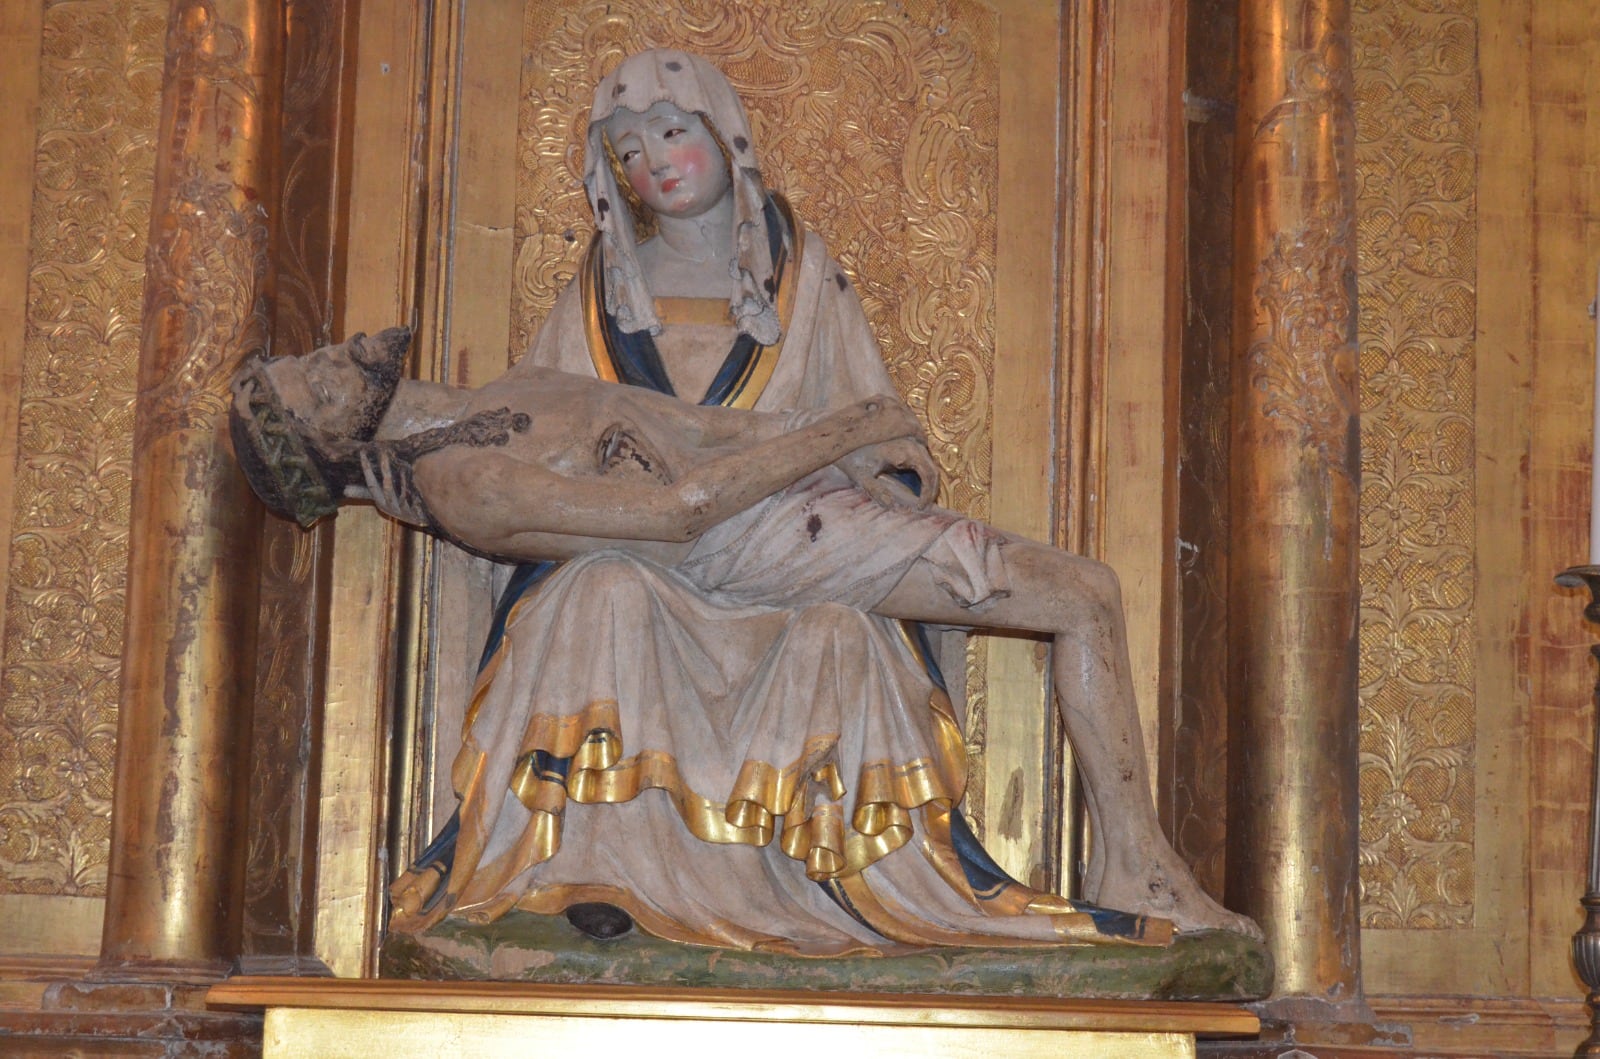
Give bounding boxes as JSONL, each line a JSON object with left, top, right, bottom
{"left": 208, "top": 977, "right": 1258, "bottom": 1058}
{"left": 381, "top": 911, "right": 1273, "bottom": 999}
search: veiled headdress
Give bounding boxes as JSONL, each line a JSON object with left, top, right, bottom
{"left": 584, "top": 49, "right": 782, "bottom": 345}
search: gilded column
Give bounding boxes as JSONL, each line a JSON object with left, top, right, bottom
{"left": 1226, "top": 0, "right": 1364, "bottom": 1010}
{"left": 100, "top": 0, "right": 280, "bottom": 976}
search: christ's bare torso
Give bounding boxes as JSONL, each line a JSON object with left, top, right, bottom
{"left": 472, "top": 368, "right": 746, "bottom": 482}
{"left": 411, "top": 366, "right": 833, "bottom": 566}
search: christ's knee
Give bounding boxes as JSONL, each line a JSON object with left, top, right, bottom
{"left": 1018, "top": 547, "right": 1123, "bottom": 633}
{"left": 1075, "top": 558, "right": 1123, "bottom": 625}
{"left": 1049, "top": 556, "right": 1126, "bottom": 639}
{"left": 1047, "top": 556, "right": 1132, "bottom": 693}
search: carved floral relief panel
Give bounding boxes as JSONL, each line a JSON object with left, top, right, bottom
{"left": 0, "top": 0, "right": 165, "bottom": 898}
{"left": 512, "top": 0, "right": 999, "bottom": 523}
{"left": 1352, "top": 0, "right": 1477, "bottom": 928}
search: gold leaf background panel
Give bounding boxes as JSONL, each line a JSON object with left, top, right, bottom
{"left": 0, "top": 0, "right": 166, "bottom": 898}
{"left": 513, "top": 0, "right": 999, "bottom": 521}
{"left": 1352, "top": 0, "right": 1477, "bottom": 928}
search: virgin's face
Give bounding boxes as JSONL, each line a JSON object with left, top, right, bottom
{"left": 605, "top": 101, "right": 732, "bottom": 221}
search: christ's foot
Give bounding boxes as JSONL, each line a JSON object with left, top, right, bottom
{"left": 1091, "top": 851, "right": 1263, "bottom": 941}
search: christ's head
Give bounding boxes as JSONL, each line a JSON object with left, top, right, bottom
{"left": 229, "top": 326, "right": 412, "bottom": 526}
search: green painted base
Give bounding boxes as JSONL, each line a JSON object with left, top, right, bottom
{"left": 381, "top": 912, "right": 1272, "bottom": 1001}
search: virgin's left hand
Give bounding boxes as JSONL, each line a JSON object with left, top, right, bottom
{"left": 839, "top": 437, "right": 939, "bottom": 510}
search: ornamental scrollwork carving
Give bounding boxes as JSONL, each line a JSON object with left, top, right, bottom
{"left": 137, "top": 159, "right": 272, "bottom": 437}
{"left": 136, "top": 0, "right": 273, "bottom": 438}
{"left": 1253, "top": 19, "right": 1355, "bottom": 147}
{"left": 1246, "top": 204, "right": 1360, "bottom": 479}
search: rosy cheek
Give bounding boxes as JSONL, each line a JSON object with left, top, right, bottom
{"left": 668, "top": 142, "right": 716, "bottom": 182}
{"left": 627, "top": 167, "right": 653, "bottom": 199}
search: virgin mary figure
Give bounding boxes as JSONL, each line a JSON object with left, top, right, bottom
{"left": 386, "top": 47, "right": 1248, "bottom": 955}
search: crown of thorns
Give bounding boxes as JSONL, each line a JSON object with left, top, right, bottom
{"left": 231, "top": 353, "right": 338, "bottom": 528}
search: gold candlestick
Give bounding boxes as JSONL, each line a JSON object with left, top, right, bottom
{"left": 1555, "top": 564, "right": 1600, "bottom": 1057}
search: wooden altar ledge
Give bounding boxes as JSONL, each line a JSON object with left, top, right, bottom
{"left": 208, "top": 977, "right": 1259, "bottom": 1058}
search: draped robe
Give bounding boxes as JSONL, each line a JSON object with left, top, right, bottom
{"left": 387, "top": 215, "right": 1170, "bottom": 954}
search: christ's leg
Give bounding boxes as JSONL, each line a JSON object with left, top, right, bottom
{"left": 875, "top": 535, "right": 1260, "bottom": 938}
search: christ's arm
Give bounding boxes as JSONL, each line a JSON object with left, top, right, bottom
{"left": 411, "top": 396, "right": 917, "bottom": 562}
{"left": 582, "top": 377, "right": 851, "bottom": 448}
{"left": 638, "top": 383, "right": 941, "bottom": 511}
